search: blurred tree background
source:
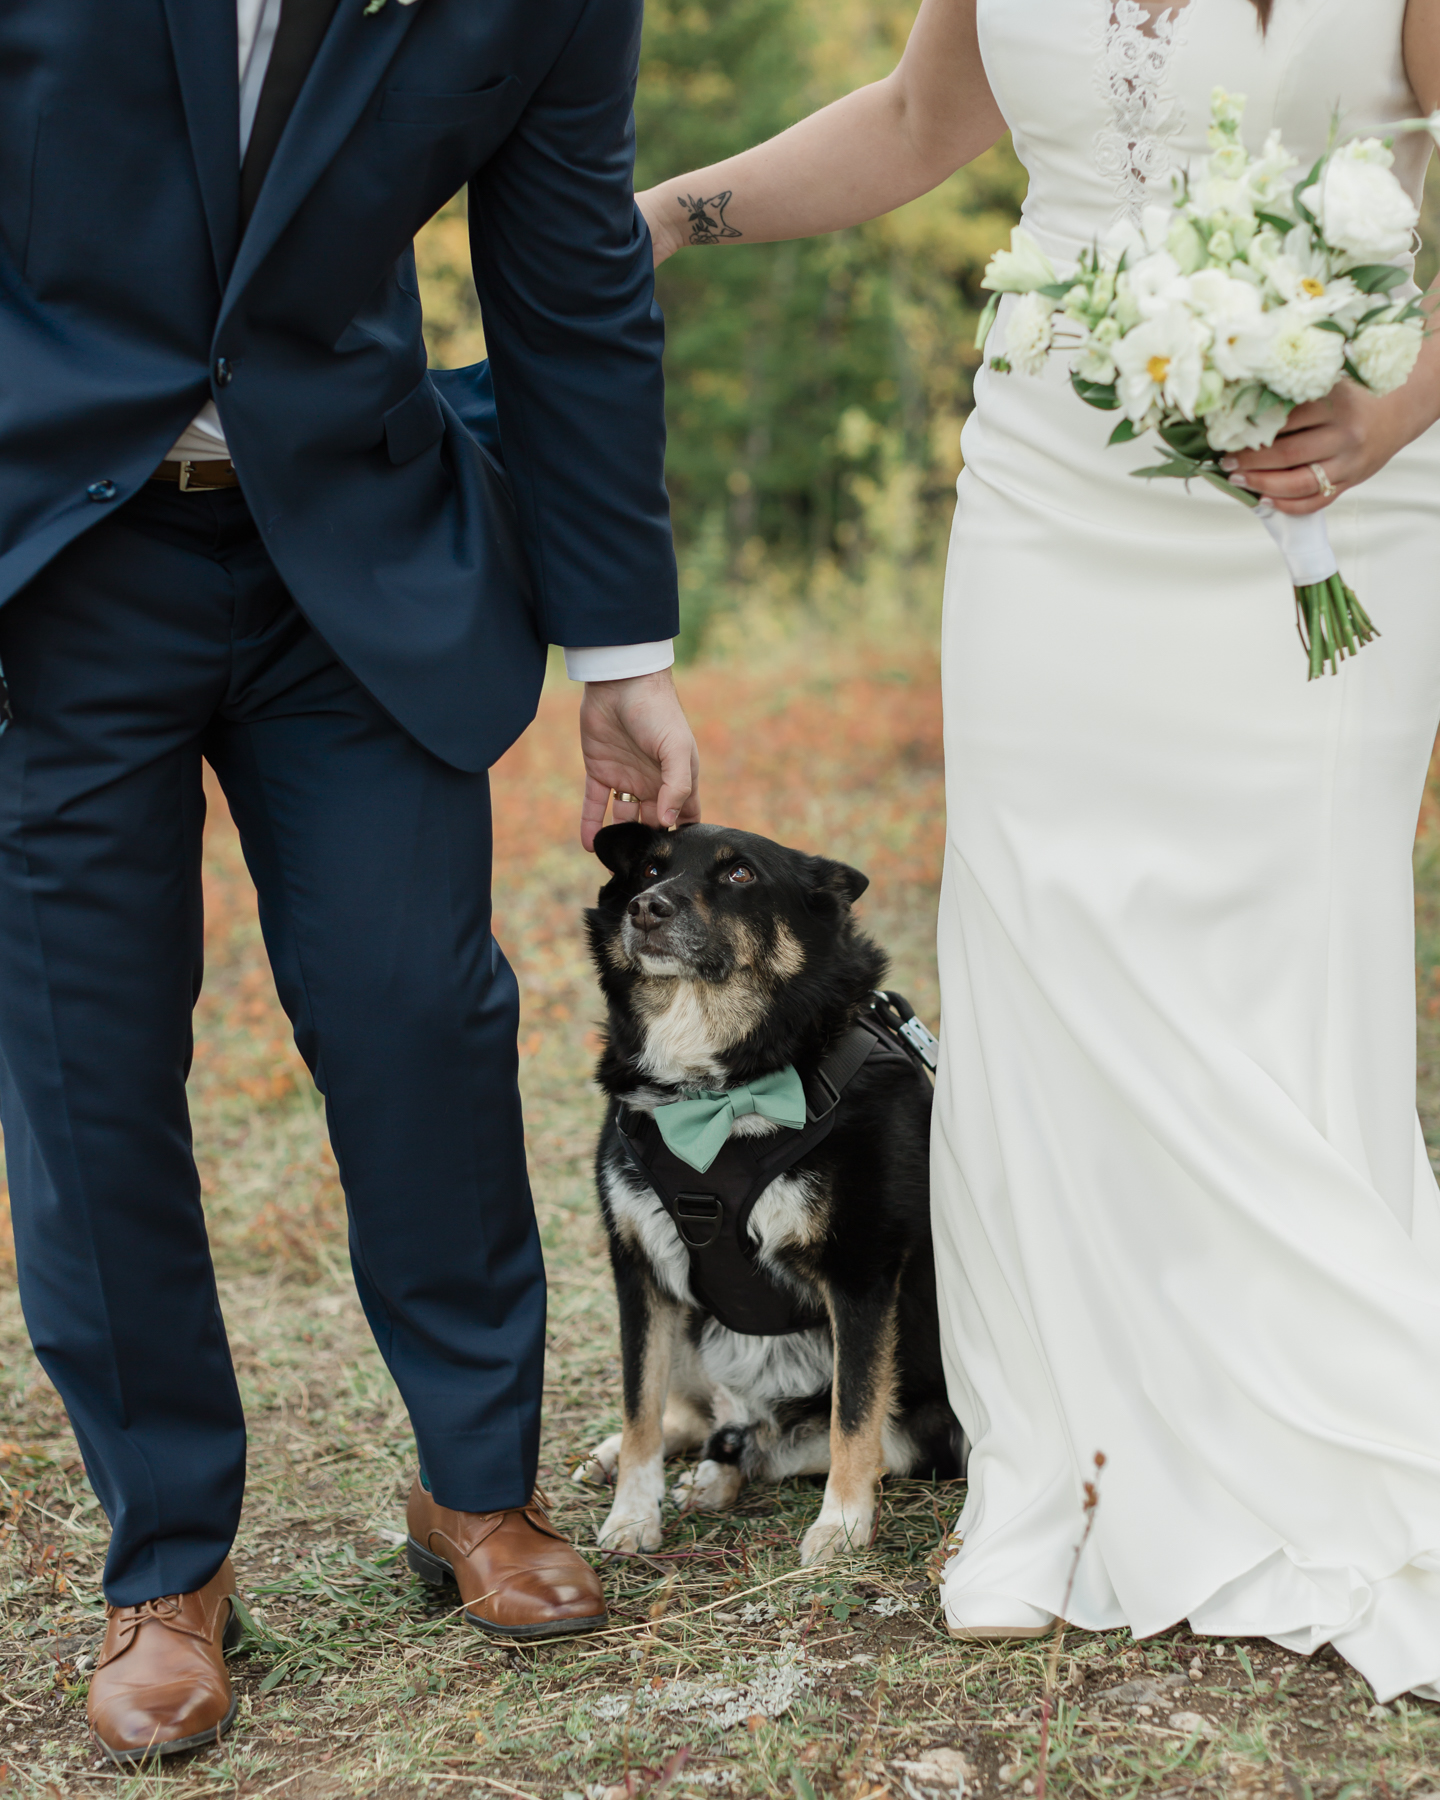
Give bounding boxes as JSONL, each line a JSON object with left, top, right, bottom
{"left": 415, "top": 0, "right": 1026, "bottom": 657}
{"left": 415, "top": 0, "right": 1440, "bottom": 659}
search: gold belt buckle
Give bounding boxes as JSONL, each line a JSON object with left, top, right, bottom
{"left": 176, "top": 459, "right": 203, "bottom": 491}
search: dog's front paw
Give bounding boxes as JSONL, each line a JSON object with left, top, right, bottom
{"left": 798, "top": 1502, "right": 875, "bottom": 1567}
{"left": 596, "top": 1501, "right": 664, "bottom": 1555}
{"left": 672, "top": 1459, "right": 744, "bottom": 1514}
{"left": 572, "top": 1433, "right": 623, "bottom": 1488}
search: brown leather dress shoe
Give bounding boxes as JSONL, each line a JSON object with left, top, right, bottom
{"left": 87, "top": 1559, "right": 241, "bottom": 1763}
{"left": 406, "top": 1480, "right": 607, "bottom": 1642}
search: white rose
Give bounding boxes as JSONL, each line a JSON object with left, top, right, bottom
{"left": 1004, "top": 291, "right": 1056, "bottom": 377}
{"left": 1203, "top": 382, "right": 1291, "bottom": 453}
{"left": 1260, "top": 309, "right": 1346, "bottom": 404}
{"left": 1350, "top": 321, "right": 1424, "bottom": 395}
{"left": 1113, "top": 308, "right": 1208, "bottom": 423}
{"left": 1313, "top": 140, "right": 1419, "bottom": 265}
{"left": 983, "top": 227, "right": 1058, "bottom": 294}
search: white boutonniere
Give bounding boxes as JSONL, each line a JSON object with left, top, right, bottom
{"left": 363, "top": 0, "right": 420, "bottom": 15}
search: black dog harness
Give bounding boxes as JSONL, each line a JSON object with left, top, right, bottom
{"left": 616, "top": 993, "right": 937, "bottom": 1337}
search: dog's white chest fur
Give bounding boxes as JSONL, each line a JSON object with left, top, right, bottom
{"left": 634, "top": 981, "right": 727, "bottom": 1087}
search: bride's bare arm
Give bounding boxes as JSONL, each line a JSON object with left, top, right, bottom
{"left": 637, "top": 0, "right": 1005, "bottom": 266}
{"left": 1227, "top": 0, "right": 1440, "bottom": 514}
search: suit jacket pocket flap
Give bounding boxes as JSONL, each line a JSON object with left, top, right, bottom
{"left": 378, "top": 77, "right": 517, "bottom": 127}
{"left": 383, "top": 377, "right": 444, "bottom": 465}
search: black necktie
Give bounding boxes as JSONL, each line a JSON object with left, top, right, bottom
{"left": 239, "top": 0, "right": 342, "bottom": 229}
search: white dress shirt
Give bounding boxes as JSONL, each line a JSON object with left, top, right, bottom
{"left": 165, "top": 0, "right": 673, "bottom": 685}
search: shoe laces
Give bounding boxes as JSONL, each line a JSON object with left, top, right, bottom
{"left": 110, "top": 1594, "right": 183, "bottom": 1622}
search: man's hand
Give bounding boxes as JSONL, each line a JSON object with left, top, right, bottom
{"left": 579, "top": 669, "right": 701, "bottom": 852}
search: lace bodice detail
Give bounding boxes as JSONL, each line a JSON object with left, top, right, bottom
{"left": 1093, "top": 1, "right": 1191, "bottom": 219}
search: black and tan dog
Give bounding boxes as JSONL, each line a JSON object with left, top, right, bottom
{"left": 576, "top": 821, "right": 964, "bottom": 1566}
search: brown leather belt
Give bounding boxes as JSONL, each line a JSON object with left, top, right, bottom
{"left": 149, "top": 459, "right": 241, "bottom": 491}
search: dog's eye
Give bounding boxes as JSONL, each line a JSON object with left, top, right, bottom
{"left": 727, "top": 865, "right": 756, "bottom": 885}
{"left": 642, "top": 862, "right": 662, "bottom": 880}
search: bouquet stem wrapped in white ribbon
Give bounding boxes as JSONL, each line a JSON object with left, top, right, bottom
{"left": 977, "top": 93, "right": 1438, "bottom": 679}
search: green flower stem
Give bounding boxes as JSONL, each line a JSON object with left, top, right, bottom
{"left": 1294, "top": 575, "right": 1380, "bottom": 680}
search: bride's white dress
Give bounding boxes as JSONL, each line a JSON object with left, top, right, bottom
{"left": 933, "top": 0, "right": 1440, "bottom": 1702}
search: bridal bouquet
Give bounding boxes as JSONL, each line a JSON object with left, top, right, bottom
{"left": 977, "top": 91, "right": 1435, "bottom": 678}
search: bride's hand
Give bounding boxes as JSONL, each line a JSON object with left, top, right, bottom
{"left": 1221, "top": 378, "right": 1431, "bottom": 516}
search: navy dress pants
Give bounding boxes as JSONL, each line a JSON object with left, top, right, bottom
{"left": 0, "top": 483, "right": 546, "bottom": 1605}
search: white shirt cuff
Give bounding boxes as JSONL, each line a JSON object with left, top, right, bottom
{"left": 563, "top": 640, "right": 675, "bottom": 683}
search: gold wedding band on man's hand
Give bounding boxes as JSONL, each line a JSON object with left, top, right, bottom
{"left": 1311, "top": 462, "right": 1337, "bottom": 500}
{"left": 613, "top": 790, "right": 639, "bottom": 806}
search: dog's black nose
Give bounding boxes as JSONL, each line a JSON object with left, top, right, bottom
{"left": 628, "top": 890, "right": 675, "bottom": 932}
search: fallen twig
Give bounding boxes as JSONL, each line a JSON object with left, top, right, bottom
{"left": 1036, "top": 1451, "right": 1105, "bottom": 1800}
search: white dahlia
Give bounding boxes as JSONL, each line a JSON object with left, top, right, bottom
{"left": 1350, "top": 321, "right": 1424, "bottom": 396}
{"left": 1005, "top": 292, "right": 1056, "bottom": 377}
{"left": 1203, "top": 382, "right": 1291, "bottom": 454}
{"left": 1260, "top": 310, "right": 1346, "bottom": 404}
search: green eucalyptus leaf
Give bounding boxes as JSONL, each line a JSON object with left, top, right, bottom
{"left": 1346, "top": 264, "right": 1407, "bottom": 295}
{"left": 1071, "top": 371, "right": 1120, "bottom": 410}
{"left": 1159, "top": 422, "right": 1210, "bottom": 456}
{"left": 1130, "top": 460, "right": 1199, "bottom": 480}
{"left": 1108, "top": 418, "right": 1139, "bottom": 445}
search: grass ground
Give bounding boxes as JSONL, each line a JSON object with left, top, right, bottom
{"left": 0, "top": 620, "right": 1437, "bottom": 1800}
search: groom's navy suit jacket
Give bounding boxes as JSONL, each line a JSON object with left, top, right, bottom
{"left": 0, "top": 0, "right": 677, "bottom": 772}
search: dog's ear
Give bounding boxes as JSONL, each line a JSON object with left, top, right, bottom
{"left": 593, "top": 821, "right": 659, "bottom": 877}
{"left": 804, "top": 857, "right": 869, "bottom": 917}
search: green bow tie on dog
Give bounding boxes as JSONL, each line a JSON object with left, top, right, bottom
{"left": 652, "top": 1066, "right": 808, "bottom": 1173}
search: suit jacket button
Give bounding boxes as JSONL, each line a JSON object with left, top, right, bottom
{"left": 86, "top": 480, "right": 118, "bottom": 502}
{"left": 214, "top": 357, "right": 233, "bottom": 386}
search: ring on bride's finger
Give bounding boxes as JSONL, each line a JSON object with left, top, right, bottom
{"left": 1310, "top": 462, "right": 1336, "bottom": 499}
{"left": 613, "top": 790, "right": 639, "bottom": 806}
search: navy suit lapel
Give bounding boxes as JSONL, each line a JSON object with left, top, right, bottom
{"left": 221, "top": 0, "right": 426, "bottom": 310}
{"left": 160, "top": 0, "right": 242, "bottom": 286}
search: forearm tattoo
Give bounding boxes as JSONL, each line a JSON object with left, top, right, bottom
{"left": 681, "top": 190, "right": 742, "bottom": 245}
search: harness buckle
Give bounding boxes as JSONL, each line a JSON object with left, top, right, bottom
{"left": 674, "top": 1193, "right": 723, "bottom": 1249}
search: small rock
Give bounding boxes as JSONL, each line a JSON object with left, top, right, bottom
{"left": 1097, "top": 1679, "right": 1168, "bottom": 1709}
{"left": 998, "top": 1764, "right": 1023, "bottom": 1787}
{"left": 895, "top": 1747, "right": 970, "bottom": 1786}
{"left": 1170, "top": 1711, "right": 1217, "bottom": 1740}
